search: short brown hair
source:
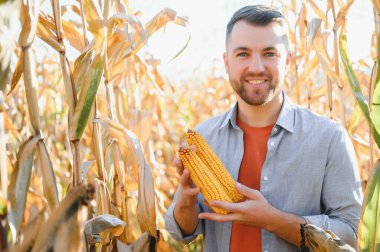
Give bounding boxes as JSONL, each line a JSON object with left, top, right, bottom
{"left": 226, "top": 5, "right": 288, "bottom": 49}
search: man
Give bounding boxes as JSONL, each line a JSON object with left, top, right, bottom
{"left": 165, "top": 5, "right": 362, "bottom": 252}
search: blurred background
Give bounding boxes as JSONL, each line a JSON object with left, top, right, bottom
{"left": 0, "top": 0, "right": 379, "bottom": 251}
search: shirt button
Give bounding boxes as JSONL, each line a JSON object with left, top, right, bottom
{"left": 270, "top": 141, "right": 275, "bottom": 147}
{"left": 273, "top": 127, "right": 278, "bottom": 132}
{"left": 264, "top": 250, "right": 268, "bottom": 252}
{"left": 263, "top": 176, "right": 268, "bottom": 181}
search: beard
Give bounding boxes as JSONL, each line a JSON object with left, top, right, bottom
{"left": 229, "top": 73, "right": 278, "bottom": 106}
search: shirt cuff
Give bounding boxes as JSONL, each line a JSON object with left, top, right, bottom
{"left": 165, "top": 201, "right": 203, "bottom": 243}
{"left": 303, "top": 214, "right": 331, "bottom": 231}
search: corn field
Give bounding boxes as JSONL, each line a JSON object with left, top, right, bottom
{"left": 0, "top": 0, "right": 379, "bottom": 251}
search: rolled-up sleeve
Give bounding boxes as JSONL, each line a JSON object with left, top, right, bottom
{"left": 303, "top": 126, "right": 363, "bottom": 248}
{"left": 164, "top": 187, "right": 204, "bottom": 243}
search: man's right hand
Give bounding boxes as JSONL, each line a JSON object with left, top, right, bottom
{"left": 173, "top": 157, "right": 201, "bottom": 236}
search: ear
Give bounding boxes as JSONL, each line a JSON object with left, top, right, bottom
{"left": 223, "top": 52, "right": 230, "bottom": 74}
{"left": 286, "top": 51, "right": 292, "bottom": 66}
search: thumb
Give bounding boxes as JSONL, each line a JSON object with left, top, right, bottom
{"left": 235, "top": 182, "right": 261, "bottom": 200}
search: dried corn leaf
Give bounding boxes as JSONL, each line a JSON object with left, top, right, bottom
{"left": 358, "top": 160, "right": 380, "bottom": 251}
{"left": 0, "top": 108, "right": 6, "bottom": 197}
{"left": 84, "top": 214, "right": 126, "bottom": 241}
{"left": 8, "top": 50, "right": 23, "bottom": 96}
{"left": 53, "top": 212, "right": 81, "bottom": 252}
{"left": 11, "top": 209, "right": 48, "bottom": 252}
{"left": 92, "top": 121, "right": 106, "bottom": 179}
{"left": 116, "top": 232, "right": 154, "bottom": 252}
{"left": 339, "top": 24, "right": 371, "bottom": 124}
{"left": 129, "top": 8, "right": 188, "bottom": 56}
{"left": 19, "top": 0, "right": 40, "bottom": 47}
{"left": 69, "top": 52, "right": 104, "bottom": 140}
{"left": 62, "top": 19, "right": 85, "bottom": 52}
{"left": 307, "top": 18, "right": 322, "bottom": 48}
{"left": 307, "top": 0, "right": 327, "bottom": 23}
{"left": 82, "top": 0, "right": 104, "bottom": 42}
{"left": 23, "top": 48, "right": 41, "bottom": 132}
{"left": 73, "top": 47, "right": 94, "bottom": 97}
{"left": 333, "top": 0, "right": 354, "bottom": 32}
{"left": 303, "top": 223, "right": 355, "bottom": 251}
{"left": 31, "top": 184, "right": 95, "bottom": 252}
{"left": 36, "top": 140, "right": 59, "bottom": 209}
{"left": 8, "top": 135, "right": 39, "bottom": 237}
{"left": 106, "top": 13, "right": 146, "bottom": 43}
{"left": 94, "top": 118, "right": 156, "bottom": 237}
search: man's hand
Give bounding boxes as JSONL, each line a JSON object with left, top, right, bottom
{"left": 198, "top": 182, "right": 274, "bottom": 227}
{"left": 173, "top": 157, "right": 201, "bottom": 236}
{"left": 198, "top": 182, "right": 306, "bottom": 247}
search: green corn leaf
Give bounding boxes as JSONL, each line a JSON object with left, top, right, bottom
{"left": 358, "top": 160, "right": 380, "bottom": 251}
{"left": 372, "top": 34, "right": 380, "bottom": 149}
{"left": 339, "top": 24, "right": 371, "bottom": 124}
{"left": 69, "top": 52, "right": 104, "bottom": 141}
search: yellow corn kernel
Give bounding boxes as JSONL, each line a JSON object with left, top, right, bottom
{"left": 185, "top": 130, "right": 243, "bottom": 202}
{"left": 179, "top": 147, "right": 232, "bottom": 214}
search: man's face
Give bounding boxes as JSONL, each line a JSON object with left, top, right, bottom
{"left": 224, "top": 21, "right": 290, "bottom": 106}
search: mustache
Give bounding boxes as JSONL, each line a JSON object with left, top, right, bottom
{"left": 241, "top": 72, "right": 270, "bottom": 78}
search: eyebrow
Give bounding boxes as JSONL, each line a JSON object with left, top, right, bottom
{"left": 233, "top": 46, "right": 279, "bottom": 53}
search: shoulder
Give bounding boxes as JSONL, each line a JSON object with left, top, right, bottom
{"left": 193, "top": 107, "right": 233, "bottom": 138}
{"left": 294, "top": 104, "right": 344, "bottom": 136}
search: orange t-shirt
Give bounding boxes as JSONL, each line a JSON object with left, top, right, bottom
{"left": 230, "top": 119, "right": 274, "bottom": 252}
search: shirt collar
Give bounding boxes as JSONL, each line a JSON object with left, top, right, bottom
{"left": 218, "top": 92, "right": 296, "bottom": 133}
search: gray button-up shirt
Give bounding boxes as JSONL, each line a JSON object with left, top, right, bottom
{"left": 165, "top": 95, "right": 363, "bottom": 252}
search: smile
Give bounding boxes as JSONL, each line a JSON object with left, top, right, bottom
{"left": 246, "top": 79, "right": 267, "bottom": 84}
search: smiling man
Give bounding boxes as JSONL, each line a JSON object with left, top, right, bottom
{"left": 165, "top": 5, "right": 362, "bottom": 252}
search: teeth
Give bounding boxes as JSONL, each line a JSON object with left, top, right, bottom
{"left": 247, "top": 79, "right": 266, "bottom": 84}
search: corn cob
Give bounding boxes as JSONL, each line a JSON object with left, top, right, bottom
{"left": 185, "top": 130, "right": 243, "bottom": 202}
{"left": 179, "top": 147, "right": 231, "bottom": 214}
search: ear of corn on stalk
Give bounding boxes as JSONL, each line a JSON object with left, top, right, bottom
{"left": 178, "top": 130, "right": 243, "bottom": 214}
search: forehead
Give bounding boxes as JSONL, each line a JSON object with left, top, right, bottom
{"left": 227, "top": 21, "right": 287, "bottom": 51}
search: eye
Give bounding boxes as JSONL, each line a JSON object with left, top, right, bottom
{"left": 236, "top": 52, "right": 249, "bottom": 57}
{"left": 264, "top": 52, "right": 277, "bottom": 57}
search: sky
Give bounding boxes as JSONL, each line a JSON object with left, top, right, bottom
{"left": 130, "top": 0, "right": 374, "bottom": 83}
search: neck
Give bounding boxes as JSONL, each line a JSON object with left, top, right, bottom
{"left": 237, "top": 92, "right": 283, "bottom": 127}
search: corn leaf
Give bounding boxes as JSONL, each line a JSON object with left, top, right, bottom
{"left": 339, "top": 24, "right": 371, "bottom": 124}
{"left": 95, "top": 118, "right": 157, "bottom": 238}
{"left": 304, "top": 223, "right": 355, "bottom": 251}
{"left": 84, "top": 214, "right": 126, "bottom": 238}
{"left": 53, "top": 213, "right": 81, "bottom": 252}
{"left": 358, "top": 161, "right": 380, "bottom": 251}
{"left": 62, "top": 19, "right": 85, "bottom": 52}
{"left": 10, "top": 209, "right": 48, "bottom": 252}
{"left": 23, "top": 48, "right": 41, "bottom": 132}
{"left": 36, "top": 141, "right": 59, "bottom": 209}
{"left": 8, "top": 135, "right": 39, "bottom": 237}
{"left": 69, "top": 52, "right": 104, "bottom": 140}
{"left": 19, "top": 0, "right": 39, "bottom": 47}
{"left": 372, "top": 34, "right": 380, "bottom": 149}
{"left": 333, "top": 0, "right": 354, "bottom": 32}
{"left": 7, "top": 50, "right": 23, "bottom": 96}
{"left": 73, "top": 48, "right": 94, "bottom": 101}
{"left": 31, "top": 184, "right": 95, "bottom": 252}
{"left": 0, "top": 107, "right": 7, "bottom": 197}
{"left": 116, "top": 233, "right": 152, "bottom": 252}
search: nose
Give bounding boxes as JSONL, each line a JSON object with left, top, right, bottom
{"left": 248, "top": 54, "right": 265, "bottom": 73}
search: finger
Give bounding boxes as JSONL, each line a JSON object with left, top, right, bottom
{"left": 179, "top": 169, "right": 193, "bottom": 188}
{"left": 174, "top": 158, "right": 184, "bottom": 175}
{"left": 186, "top": 187, "right": 200, "bottom": 196}
{"left": 208, "top": 200, "right": 242, "bottom": 213}
{"left": 235, "top": 182, "right": 261, "bottom": 200}
{"left": 198, "top": 212, "right": 239, "bottom": 222}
